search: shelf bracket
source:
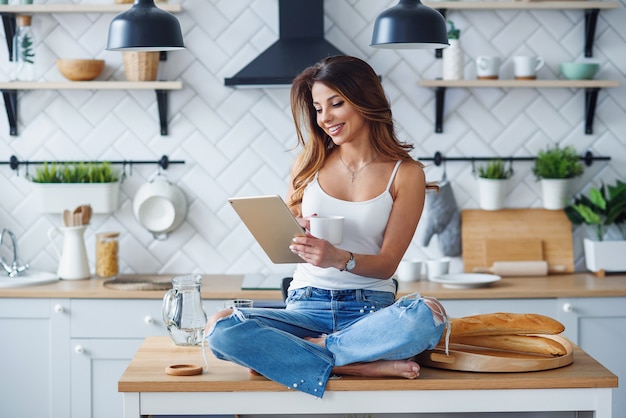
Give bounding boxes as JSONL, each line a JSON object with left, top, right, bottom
{"left": 585, "top": 87, "right": 600, "bottom": 135}
{"left": 434, "top": 86, "right": 446, "bottom": 133}
{"left": 155, "top": 89, "right": 169, "bottom": 136}
{"left": 1, "top": 13, "right": 16, "bottom": 61}
{"left": 2, "top": 89, "right": 18, "bottom": 136}
{"left": 584, "top": 9, "right": 600, "bottom": 57}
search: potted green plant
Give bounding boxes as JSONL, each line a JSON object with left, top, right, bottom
{"left": 30, "top": 162, "right": 121, "bottom": 214}
{"left": 532, "top": 145, "right": 584, "bottom": 210}
{"left": 565, "top": 180, "right": 626, "bottom": 273}
{"left": 476, "top": 159, "right": 513, "bottom": 210}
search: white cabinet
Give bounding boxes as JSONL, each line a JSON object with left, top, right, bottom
{"left": 69, "top": 298, "right": 224, "bottom": 418}
{"left": 558, "top": 297, "right": 626, "bottom": 417}
{"left": 0, "top": 298, "right": 70, "bottom": 418}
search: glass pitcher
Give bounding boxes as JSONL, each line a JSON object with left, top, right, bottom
{"left": 162, "top": 275, "right": 207, "bottom": 346}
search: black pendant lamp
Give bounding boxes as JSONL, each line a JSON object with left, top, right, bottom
{"left": 106, "top": 0, "right": 185, "bottom": 51}
{"left": 371, "top": 0, "right": 449, "bottom": 49}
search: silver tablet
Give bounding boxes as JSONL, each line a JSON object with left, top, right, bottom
{"left": 228, "top": 195, "right": 306, "bottom": 264}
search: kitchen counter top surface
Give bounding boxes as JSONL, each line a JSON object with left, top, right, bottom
{"left": 1, "top": 273, "right": 625, "bottom": 300}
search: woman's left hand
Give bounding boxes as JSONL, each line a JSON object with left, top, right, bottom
{"left": 289, "top": 235, "right": 346, "bottom": 269}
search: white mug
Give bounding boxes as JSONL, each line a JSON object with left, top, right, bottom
{"left": 309, "top": 216, "right": 344, "bottom": 245}
{"left": 426, "top": 258, "right": 450, "bottom": 280}
{"left": 514, "top": 56, "right": 545, "bottom": 79}
{"left": 395, "top": 259, "right": 423, "bottom": 282}
{"left": 476, "top": 56, "right": 500, "bottom": 79}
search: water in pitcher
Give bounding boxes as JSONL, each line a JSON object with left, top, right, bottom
{"left": 162, "top": 275, "right": 207, "bottom": 346}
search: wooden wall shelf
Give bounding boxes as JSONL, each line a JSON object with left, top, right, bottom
{"left": 1, "top": 81, "right": 183, "bottom": 136}
{"left": 426, "top": 1, "right": 619, "bottom": 57}
{"left": 419, "top": 79, "right": 621, "bottom": 135}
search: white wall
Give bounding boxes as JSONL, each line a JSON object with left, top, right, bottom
{"left": 0, "top": 0, "right": 624, "bottom": 277}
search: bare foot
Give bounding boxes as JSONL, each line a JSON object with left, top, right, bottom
{"left": 333, "top": 359, "right": 420, "bottom": 379}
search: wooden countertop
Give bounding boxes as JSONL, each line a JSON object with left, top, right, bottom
{"left": 119, "top": 336, "right": 618, "bottom": 393}
{"left": 1, "top": 273, "right": 626, "bottom": 300}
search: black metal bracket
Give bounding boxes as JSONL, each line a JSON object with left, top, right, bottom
{"left": 585, "top": 87, "right": 600, "bottom": 135}
{"left": 2, "top": 89, "right": 17, "bottom": 136}
{"left": 430, "top": 85, "right": 604, "bottom": 135}
{"left": 435, "top": 86, "right": 446, "bottom": 133}
{"left": 421, "top": 150, "right": 610, "bottom": 167}
{"left": 1, "top": 13, "right": 16, "bottom": 61}
{"left": 584, "top": 9, "right": 600, "bottom": 57}
{"left": 155, "top": 89, "right": 169, "bottom": 136}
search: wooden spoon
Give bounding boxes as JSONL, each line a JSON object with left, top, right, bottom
{"left": 63, "top": 209, "right": 72, "bottom": 227}
{"left": 82, "top": 205, "right": 92, "bottom": 225}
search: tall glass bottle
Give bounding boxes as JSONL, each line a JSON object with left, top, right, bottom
{"left": 12, "top": 15, "right": 36, "bottom": 81}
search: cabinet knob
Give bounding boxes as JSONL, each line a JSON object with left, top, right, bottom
{"left": 54, "top": 304, "right": 64, "bottom": 314}
{"left": 74, "top": 345, "right": 85, "bottom": 354}
{"left": 562, "top": 303, "right": 574, "bottom": 313}
{"left": 144, "top": 315, "right": 155, "bottom": 324}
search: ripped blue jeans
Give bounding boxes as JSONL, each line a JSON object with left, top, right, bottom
{"left": 207, "top": 287, "right": 446, "bottom": 398}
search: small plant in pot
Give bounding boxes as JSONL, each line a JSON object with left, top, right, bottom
{"left": 532, "top": 145, "right": 584, "bottom": 210}
{"left": 565, "top": 180, "right": 626, "bottom": 273}
{"left": 476, "top": 159, "right": 513, "bottom": 211}
{"left": 30, "top": 162, "right": 121, "bottom": 214}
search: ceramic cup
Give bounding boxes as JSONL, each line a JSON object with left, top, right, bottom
{"left": 309, "top": 216, "right": 344, "bottom": 245}
{"left": 224, "top": 299, "right": 254, "bottom": 308}
{"left": 514, "top": 56, "right": 545, "bottom": 79}
{"left": 476, "top": 56, "right": 500, "bottom": 79}
{"left": 395, "top": 259, "right": 423, "bottom": 282}
{"left": 426, "top": 258, "right": 450, "bottom": 280}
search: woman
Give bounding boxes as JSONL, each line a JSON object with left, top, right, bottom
{"left": 206, "top": 55, "right": 447, "bottom": 398}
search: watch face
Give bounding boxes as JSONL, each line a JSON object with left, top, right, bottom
{"left": 346, "top": 256, "right": 356, "bottom": 271}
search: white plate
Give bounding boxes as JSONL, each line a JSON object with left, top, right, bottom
{"left": 429, "top": 273, "right": 501, "bottom": 289}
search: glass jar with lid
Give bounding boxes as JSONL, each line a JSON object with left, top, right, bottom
{"left": 96, "top": 232, "right": 119, "bottom": 278}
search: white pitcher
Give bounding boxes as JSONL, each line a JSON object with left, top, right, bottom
{"left": 48, "top": 225, "right": 90, "bottom": 280}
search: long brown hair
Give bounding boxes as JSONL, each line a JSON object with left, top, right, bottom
{"left": 288, "top": 55, "right": 436, "bottom": 213}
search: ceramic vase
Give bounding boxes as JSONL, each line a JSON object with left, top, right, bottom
{"left": 477, "top": 178, "right": 507, "bottom": 211}
{"left": 443, "top": 39, "right": 464, "bottom": 80}
{"left": 583, "top": 238, "right": 626, "bottom": 273}
{"left": 31, "top": 181, "right": 121, "bottom": 214}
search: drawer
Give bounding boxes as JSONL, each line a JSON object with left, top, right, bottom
{"left": 70, "top": 299, "right": 226, "bottom": 338}
{"left": 71, "top": 299, "right": 167, "bottom": 338}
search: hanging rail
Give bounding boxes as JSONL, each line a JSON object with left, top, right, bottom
{"left": 2, "top": 154, "right": 185, "bottom": 174}
{"left": 419, "top": 151, "right": 610, "bottom": 167}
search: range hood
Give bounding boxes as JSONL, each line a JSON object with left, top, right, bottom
{"left": 224, "top": 0, "right": 345, "bottom": 87}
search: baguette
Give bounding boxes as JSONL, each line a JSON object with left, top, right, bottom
{"left": 449, "top": 334, "right": 568, "bottom": 356}
{"left": 446, "top": 312, "right": 565, "bottom": 338}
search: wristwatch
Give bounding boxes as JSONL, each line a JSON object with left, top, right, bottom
{"left": 341, "top": 252, "right": 356, "bottom": 272}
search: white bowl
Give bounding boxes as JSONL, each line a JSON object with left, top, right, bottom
{"left": 133, "top": 176, "right": 187, "bottom": 238}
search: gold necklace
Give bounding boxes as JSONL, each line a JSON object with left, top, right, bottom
{"left": 339, "top": 153, "right": 379, "bottom": 183}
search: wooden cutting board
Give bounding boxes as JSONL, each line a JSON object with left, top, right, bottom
{"left": 462, "top": 209, "right": 574, "bottom": 274}
{"left": 416, "top": 335, "right": 573, "bottom": 372}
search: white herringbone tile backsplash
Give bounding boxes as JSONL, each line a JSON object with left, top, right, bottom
{"left": 1, "top": 0, "right": 625, "bottom": 277}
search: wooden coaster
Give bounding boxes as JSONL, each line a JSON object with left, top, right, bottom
{"left": 477, "top": 75, "right": 498, "bottom": 80}
{"left": 165, "top": 364, "right": 203, "bottom": 376}
{"left": 514, "top": 75, "right": 537, "bottom": 80}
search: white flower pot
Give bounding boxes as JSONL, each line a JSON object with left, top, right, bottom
{"left": 442, "top": 39, "right": 464, "bottom": 80}
{"left": 540, "top": 178, "right": 571, "bottom": 210}
{"left": 477, "top": 178, "right": 507, "bottom": 210}
{"left": 583, "top": 238, "right": 626, "bottom": 273}
{"left": 32, "top": 181, "right": 121, "bottom": 214}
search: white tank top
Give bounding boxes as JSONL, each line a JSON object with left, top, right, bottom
{"left": 290, "top": 161, "right": 403, "bottom": 292}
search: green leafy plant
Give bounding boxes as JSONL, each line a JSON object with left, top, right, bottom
{"left": 477, "top": 159, "right": 513, "bottom": 180}
{"left": 32, "top": 162, "right": 119, "bottom": 184}
{"left": 447, "top": 20, "right": 460, "bottom": 40}
{"left": 532, "top": 145, "right": 584, "bottom": 180}
{"left": 565, "top": 180, "right": 626, "bottom": 241}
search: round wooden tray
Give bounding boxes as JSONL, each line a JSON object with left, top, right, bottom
{"left": 416, "top": 335, "right": 573, "bottom": 372}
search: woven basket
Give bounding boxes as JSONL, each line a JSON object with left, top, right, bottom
{"left": 123, "top": 52, "right": 159, "bottom": 81}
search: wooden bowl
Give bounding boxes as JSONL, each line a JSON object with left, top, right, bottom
{"left": 56, "top": 59, "right": 105, "bottom": 81}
